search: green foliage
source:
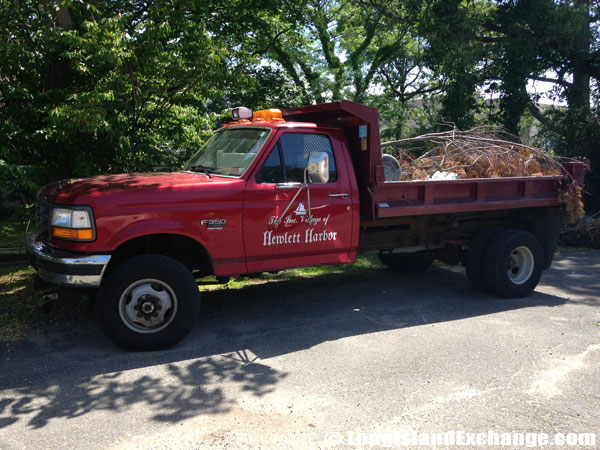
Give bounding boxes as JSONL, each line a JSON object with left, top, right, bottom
{"left": 371, "top": 0, "right": 600, "bottom": 212}
{"left": 0, "top": 160, "right": 39, "bottom": 206}
{"left": 485, "top": 0, "right": 600, "bottom": 212}
{"left": 376, "top": 93, "right": 438, "bottom": 142}
{"left": 0, "top": 0, "right": 598, "bottom": 213}
{"left": 0, "top": 0, "right": 269, "bottom": 203}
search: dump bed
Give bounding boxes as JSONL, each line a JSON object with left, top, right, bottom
{"left": 368, "top": 175, "right": 564, "bottom": 219}
{"left": 283, "top": 101, "right": 586, "bottom": 223}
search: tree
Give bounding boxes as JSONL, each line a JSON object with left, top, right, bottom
{"left": 480, "top": 0, "right": 600, "bottom": 211}
{"left": 246, "top": 0, "right": 430, "bottom": 109}
{"left": 0, "top": 0, "right": 276, "bottom": 205}
{"left": 373, "top": 38, "right": 440, "bottom": 139}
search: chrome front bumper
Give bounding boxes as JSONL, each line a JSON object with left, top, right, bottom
{"left": 26, "top": 235, "right": 111, "bottom": 287}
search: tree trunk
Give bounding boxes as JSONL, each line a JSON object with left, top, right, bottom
{"left": 45, "top": 4, "right": 73, "bottom": 91}
{"left": 569, "top": 0, "right": 591, "bottom": 115}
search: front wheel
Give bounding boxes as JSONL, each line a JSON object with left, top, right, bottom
{"left": 96, "top": 254, "right": 201, "bottom": 351}
{"left": 483, "top": 230, "right": 544, "bottom": 298}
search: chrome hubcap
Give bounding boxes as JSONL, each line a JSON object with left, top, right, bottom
{"left": 507, "top": 246, "right": 534, "bottom": 285}
{"left": 119, "top": 279, "right": 177, "bottom": 334}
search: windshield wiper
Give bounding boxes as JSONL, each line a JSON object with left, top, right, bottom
{"left": 188, "top": 165, "right": 213, "bottom": 178}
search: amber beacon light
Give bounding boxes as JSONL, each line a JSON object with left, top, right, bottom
{"left": 252, "top": 108, "right": 284, "bottom": 122}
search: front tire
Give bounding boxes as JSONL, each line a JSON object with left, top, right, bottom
{"left": 96, "top": 254, "right": 201, "bottom": 350}
{"left": 483, "top": 230, "right": 544, "bottom": 298}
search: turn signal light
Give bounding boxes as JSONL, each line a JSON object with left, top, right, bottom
{"left": 51, "top": 226, "right": 94, "bottom": 240}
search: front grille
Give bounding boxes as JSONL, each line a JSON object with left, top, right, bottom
{"left": 35, "top": 198, "right": 51, "bottom": 240}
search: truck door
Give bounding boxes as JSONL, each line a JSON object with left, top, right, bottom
{"left": 243, "top": 130, "right": 353, "bottom": 272}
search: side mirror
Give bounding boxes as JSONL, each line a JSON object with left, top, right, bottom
{"left": 307, "top": 152, "right": 329, "bottom": 183}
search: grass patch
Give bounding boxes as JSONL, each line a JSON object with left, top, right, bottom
{"left": 0, "top": 217, "right": 32, "bottom": 247}
{"left": 202, "top": 254, "right": 385, "bottom": 292}
{"left": 554, "top": 245, "right": 595, "bottom": 254}
{"left": 431, "top": 260, "right": 448, "bottom": 267}
{"left": 0, "top": 265, "right": 39, "bottom": 342}
{"left": 0, "top": 264, "right": 94, "bottom": 343}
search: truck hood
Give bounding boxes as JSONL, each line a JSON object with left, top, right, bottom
{"left": 38, "top": 171, "right": 231, "bottom": 204}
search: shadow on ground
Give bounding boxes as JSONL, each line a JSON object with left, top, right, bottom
{"left": 544, "top": 250, "right": 600, "bottom": 300}
{"left": 0, "top": 249, "right": 598, "bottom": 430}
{"left": 0, "top": 354, "right": 281, "bottom": 429}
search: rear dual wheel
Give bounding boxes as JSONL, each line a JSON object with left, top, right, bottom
{"left": 466, "top": 229, "right": 544, "bottom": 298}
{"left": 464, "top": 228, "right": 501, "bottom": 290}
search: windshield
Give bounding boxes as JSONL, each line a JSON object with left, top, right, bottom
{"left": 185, "top": 127, "right": 271, "bottom": 177}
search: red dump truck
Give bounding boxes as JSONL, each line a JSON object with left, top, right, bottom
{"left": 26, "top": 100, "right": 586, "bottom": 350}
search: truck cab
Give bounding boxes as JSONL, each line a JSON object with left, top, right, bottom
{"left": 27, "top": 105, "right": 363, "bottom": 350}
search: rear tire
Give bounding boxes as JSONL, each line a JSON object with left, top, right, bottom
{"left": 379, "top": 251, "right": 433, "bottom": 273}
{"left": 465, "top": 228, "right": 501, "bottom": 290}
{"left": 483, "top": 230, "right": 543, "bottom": 298}
{"left": 96, "top": 254, "right": 201, "bottom": 351}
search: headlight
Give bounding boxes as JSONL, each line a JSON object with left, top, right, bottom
{"left": 50, "top": 207, "right": 94, "bottom": 241}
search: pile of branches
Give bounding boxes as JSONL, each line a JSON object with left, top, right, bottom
{"left": 560, "top": 213, "right": 600, "bottom": 248}
{"left": 382, "top": 127, "right": 566, "bottom": 181}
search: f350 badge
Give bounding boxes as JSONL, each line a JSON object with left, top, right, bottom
{"left": 201, "top": 219, "right": 226, "bottom": 230}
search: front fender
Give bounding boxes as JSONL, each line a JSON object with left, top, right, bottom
{"left": 103, "top": 219, "right": 209, "bottom": 250}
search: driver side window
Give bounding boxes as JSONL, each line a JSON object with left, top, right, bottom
{"left": 256, "top": 133, "right": 337, "bottom": 184}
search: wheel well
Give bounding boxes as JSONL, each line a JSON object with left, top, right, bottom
{"left": 106, "top": 234, "right": 214, "bottom": 277}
